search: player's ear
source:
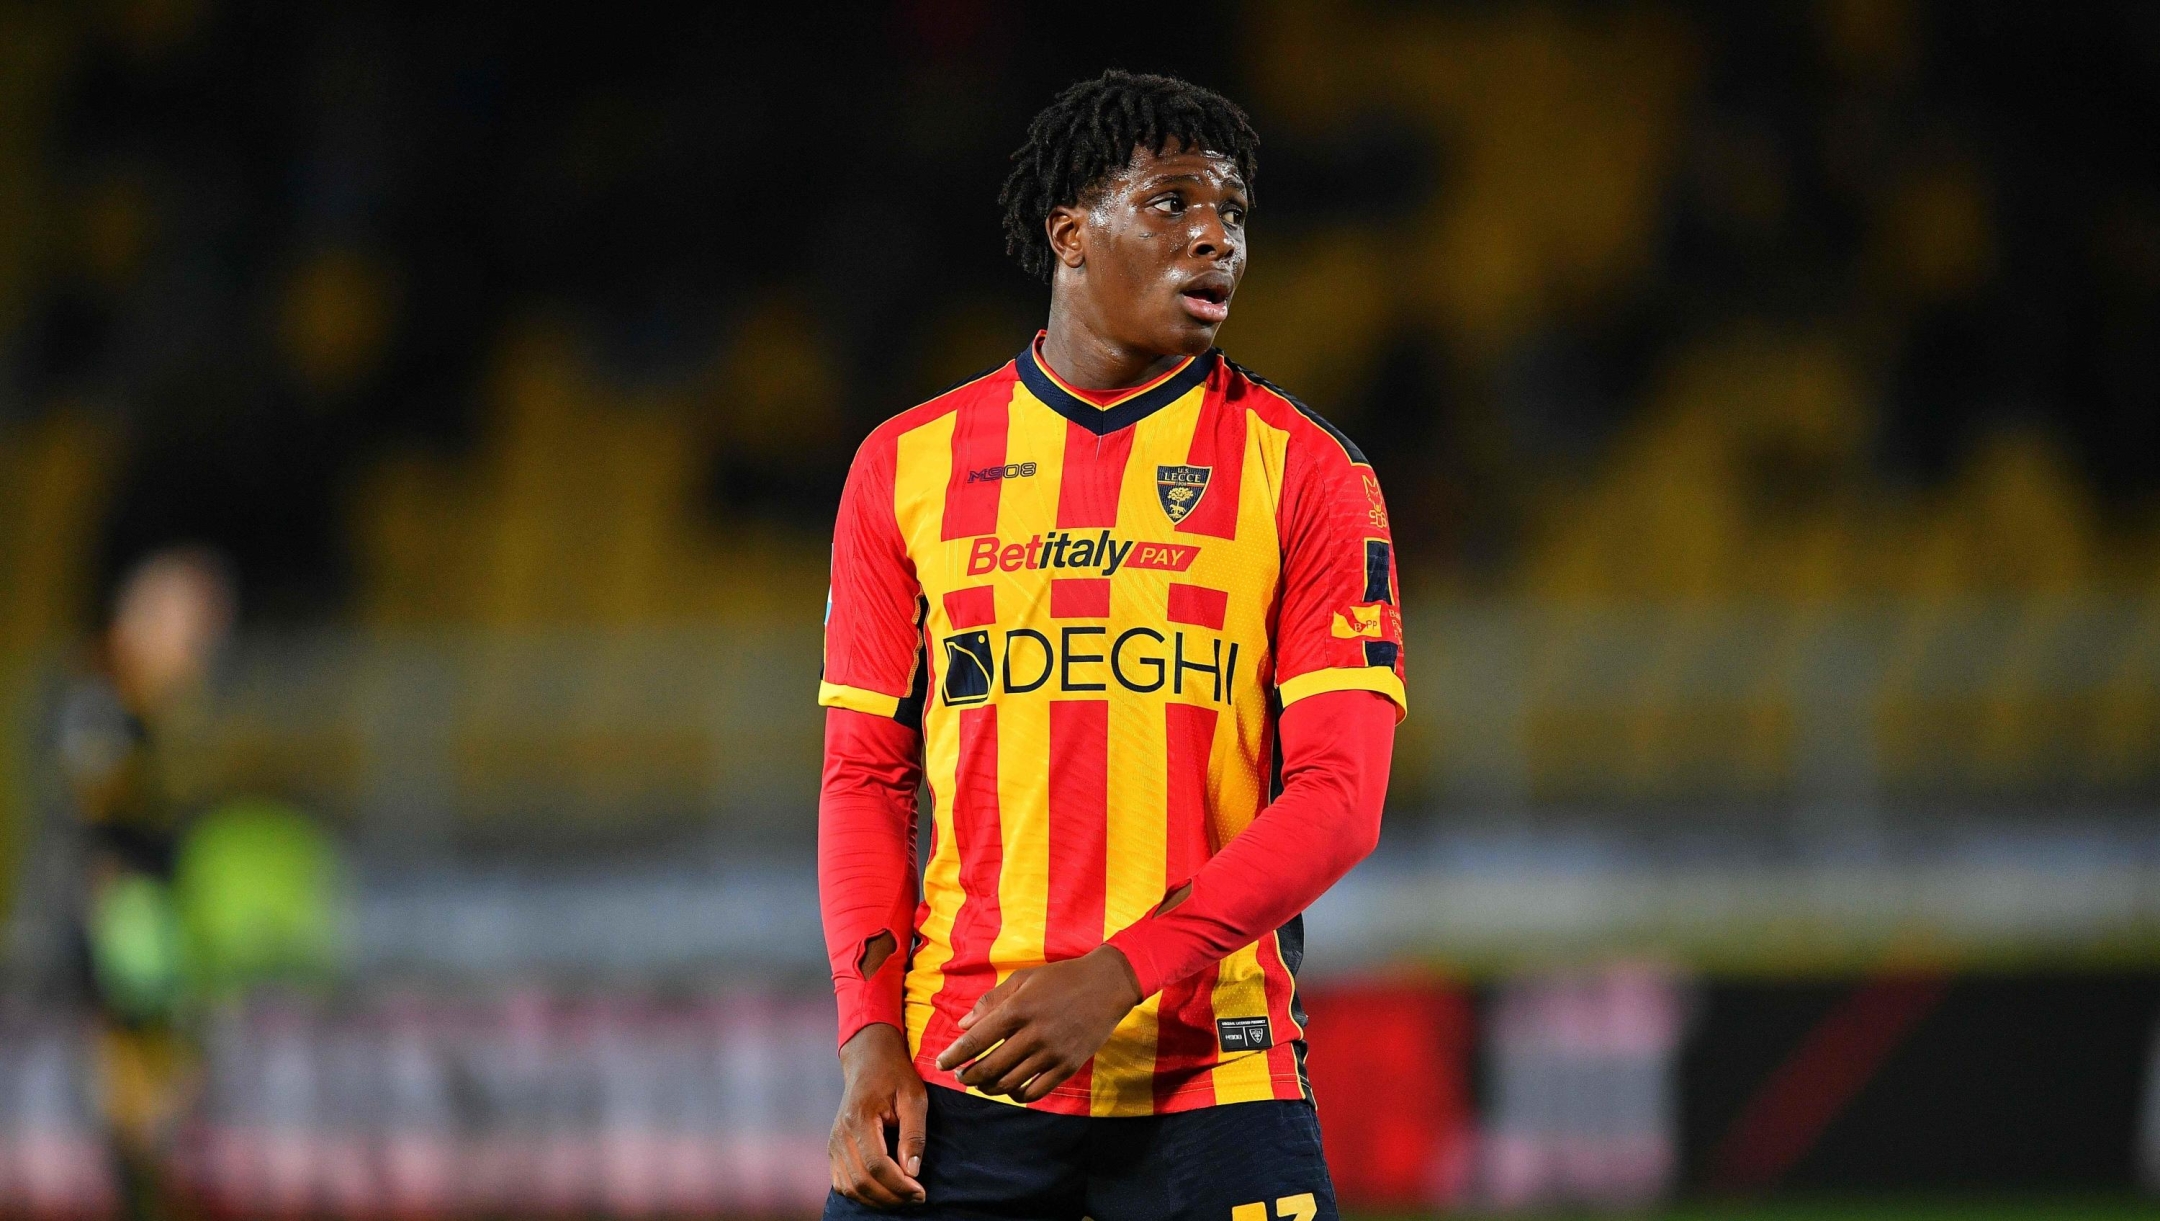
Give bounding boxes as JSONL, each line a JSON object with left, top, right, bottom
{"left": 1046, "top": 205, "right": 1087, "bottom": 271}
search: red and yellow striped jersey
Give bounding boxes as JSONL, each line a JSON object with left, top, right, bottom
{"left": 819, "top": 337, "right": 1406, "bottom": 1117}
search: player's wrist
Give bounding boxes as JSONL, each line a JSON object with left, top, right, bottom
{"left": 838, "top": 1020, "right": 911, "bottom": 1072}
{"left": 1087, "top": 943, "right": 1146, "bottom": 1010}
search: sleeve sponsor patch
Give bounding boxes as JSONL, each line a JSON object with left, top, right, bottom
{"left": 1331, "top": 602, "right": 1388, "bottom": 639}
{"left": 1364, "top": 539, "right": 1393, "bottom": 604}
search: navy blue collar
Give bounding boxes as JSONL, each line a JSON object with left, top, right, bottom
{"left": 1016, "top": 341, "right": 1218, "bottom": 436}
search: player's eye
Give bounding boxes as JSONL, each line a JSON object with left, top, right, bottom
{"left": 1149, "top": 193, "right": 1185, "bottom": 215}
{"left": 1223, "top": 204, "right": 1247, "bottom": 226}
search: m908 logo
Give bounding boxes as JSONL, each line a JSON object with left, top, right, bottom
{"left": 965, "top": 461, "right": 1037, "bottom": 484}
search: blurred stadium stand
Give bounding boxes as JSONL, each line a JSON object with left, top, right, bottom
{"left": 4, "top": 1, "right": 2160, "bottom": 1216}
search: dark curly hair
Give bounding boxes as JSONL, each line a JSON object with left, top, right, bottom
{"left": 998, "top": 70, "right": 1260, "bottom": 282}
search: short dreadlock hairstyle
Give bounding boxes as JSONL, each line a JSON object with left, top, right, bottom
{"left": 999, "top": 70, "right": 1260, "bottom": 282}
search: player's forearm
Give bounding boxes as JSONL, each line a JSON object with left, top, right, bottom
{"left": 1107, "top": 689, "right": 1392, "bottom": 997}
{"left": 818, "top": 707, "right": 923, "bottom": 1048}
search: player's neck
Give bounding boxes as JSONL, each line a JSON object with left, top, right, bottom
{"left": 1039, "top": 304, "right": 1186, "bottom": 393}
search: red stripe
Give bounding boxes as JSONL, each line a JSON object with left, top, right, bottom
{"left": 915, "top": 706, "right": 1005, "bottom": 1088}
{"left": 1152, "top": 702, "right": 1221, "bottom": 1109}
{"left": 1255, "top": 930, "right": 1304, "bottom": 1096}
{"left": 1153, "top": 975, "right": 1220, "bottom": 1110}
{"left": 1032, "top": 1084, "right": 1093, "bottom": 1116}
{"left": 1707, "top": 973, "right": 1950, "bottom": 1191}
{"left": 1051, "top": 578, "right": 1110, "bottom": 618}
{"left": 1045, "top": 699, "right": 1108, "bottom": 1108}
{"left": 1045, "top": 701, "right": 1108, "bottom": 962}
{"left": 941, "top": 394, "right": 1009, "bottom": 541}
{"left": 943, "top": 586, "right": 995, "bottom": 628}
{"left": 1056, "top": 420, "right": 1134, "bottom": 528}
{"left": 1162, "top": 702, "right": 1217, "bottom": 894}
{"left": 1175, "top": 376, "right": 1245, "bottom": 539}
{"left": 1166, "top": 583, "right": 1227, "bottom": 629}
{"left": 1057, "top": 1061, "right": 1096, "bottom": 1112}
{"left": 823, "top": 424, "right": 912, "bottom": 697}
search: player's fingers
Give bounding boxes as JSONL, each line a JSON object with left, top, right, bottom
{"left": 936, "top": 1006, "right": 1020, "bottom": 1070}
{"left": 958, "top": 971, "right": 1022, "bottom": 1031}
{"left": 955, "top": 1025, "right": 1038, "bottom": 1090}
{"left": 1014, "top": 1056, "right": 1082, "bottom": 1104}
{"left": 829, "top": 1111, "right": 863, "bottom": 1199}
{"left": 895, "top": 1082, "right": 929, "bottom": 1181}
{"left": 840, "top": 1112, "right": 911, "bottom": 1208}
{"left": 979, "top": 1047, "right": 1058, "bottom": 1099}
{"left": 835, "top": 1117, "right": 886, "bottom": 1206}
{"left": 832, "top": 1124, "right": 879, "bottom": 1205}
{"left": 860, "top": 1132, "right": 927, "bottom": 1206}
{"left": 850, "top": 1097, "right": 925, "bottom": 1205}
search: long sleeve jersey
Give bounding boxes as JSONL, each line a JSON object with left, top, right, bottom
{"left": 817, "top": 337, "right": 1405, "bottom": 1117}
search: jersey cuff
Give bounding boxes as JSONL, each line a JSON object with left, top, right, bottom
{"left": 819, "top": 680, "right": 902, "bottom": 719}
{"left": 832, "top": 949, "right": 909, "bottom": 1051}
{"left": 1104, "top": 925, "right": 1171, "bottom": 1000}
{"left": 1277, "top": 666, "right": 1407, "bottom": 722}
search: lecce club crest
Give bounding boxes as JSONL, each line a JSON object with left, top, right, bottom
{"left": 1156, "top": 464, "right": 1212, "bottom": 525}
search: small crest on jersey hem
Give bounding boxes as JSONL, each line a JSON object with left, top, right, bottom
{"left": 1217, "top": 1015, "right": 1273, "bottom": 1051}
{"left": 1156, "top": 464, "right": 1212, "bottom": 524}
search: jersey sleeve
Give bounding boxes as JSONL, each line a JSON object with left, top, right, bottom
{"left": 819, "top": 427, "right": 928, "bottom": 725}
{"left": 819, "top": 706, "right": 922, "bottom": 1048}
{"left": 1106, "top": 688, "right": 1392, "bottom": 996}
{"left": 1273, "top": 424, "right": 1407, "bottom": 720}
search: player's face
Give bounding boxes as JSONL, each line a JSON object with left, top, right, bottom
{"left": 1056, "top": 144, "right": 1249, "bottom": 358}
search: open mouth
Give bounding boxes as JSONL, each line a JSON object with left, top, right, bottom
{"left": 1179, "top": 282, "right": 1230, "bottom": 324}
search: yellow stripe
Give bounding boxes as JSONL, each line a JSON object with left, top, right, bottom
{"left": 985, "top": 400, "right": 1068, "bottom": 980}
{"left": 903, "top": 696, "right": 964, "bottom": 1063}
{"left": 1089, "top": 997, "right": 1163, "bottom": 1117}
{"left": 1096, "top": 390, "right": 1207, "bottom": 1114}
{"left": 1206, "top": 942, "right": 1276, "bottom": 1104}
{"left": 1206, "top": 409, "right": 1278, "bottom": 846}
{"left": 1279, "top": 665, "right": 1408, "bottom": 719}
{"left": 817, "top": 681, "right": 900, "bottom": 718}
{"left": 896, "top": 410, "right": 961, "bottom": 1061}
{"left": 1086, "top": 387, "right": 1210, "bottom": 1117}
{"left": 1094, "top": 645, "right": 1166, "bottom": 1119}
{"left": 893, "top": 409, "right": 959, "bottom": 557}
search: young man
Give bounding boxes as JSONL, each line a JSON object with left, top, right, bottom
{"left": 817, "top": 70, "right": 1404, "bottom": 1221}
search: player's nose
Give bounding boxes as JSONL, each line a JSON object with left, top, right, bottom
{"left": 1188, "top": 206, "right": 1237, "bottom": 263}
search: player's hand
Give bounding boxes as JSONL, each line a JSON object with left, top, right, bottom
{"left": 934, "top": 945, "right": 1144, "bottom": 1104}
{"left": 830, "top": 1023, "right": 928, "bottom": 1208}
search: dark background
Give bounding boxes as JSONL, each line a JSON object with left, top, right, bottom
{"left": 7, "top": 5, "right": 2160, "bottom": 1217}
{"left": 6, "top": 1, "right": 2157, "bottom": 626}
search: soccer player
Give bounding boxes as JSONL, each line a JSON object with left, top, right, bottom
{"left": 817, "top": 70, "right": 1404, "bottom": 1220}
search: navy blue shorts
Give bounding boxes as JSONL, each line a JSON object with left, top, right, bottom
{"left": 823, "top": 1084, "right": 1340, "bottom": 1221}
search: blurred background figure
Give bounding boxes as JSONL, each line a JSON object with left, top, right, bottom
{"left": 18, "top": 546, "right": 345, "bottom": 1220}
{"left": 0, "top": 1, "right": 2158, "bottom": 1218}
{"left": 64, "top": 548, "right": 235, "bottom": 1219}
{"left": 66, "top": 547, "right": 236, "bottom": 1011}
